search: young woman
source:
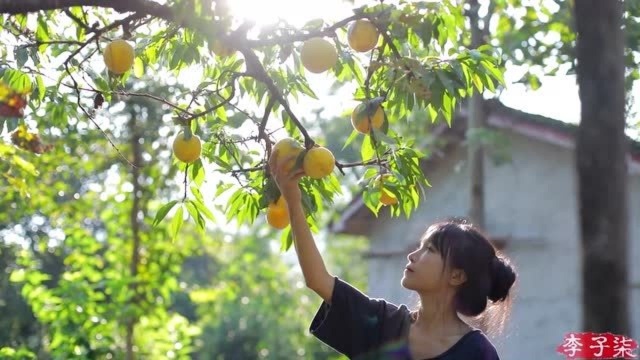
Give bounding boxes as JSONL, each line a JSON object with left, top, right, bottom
{"left": 269, "top": 151, "right": 517, "bottom": 360}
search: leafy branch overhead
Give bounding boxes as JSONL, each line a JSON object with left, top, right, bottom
{"left": 0, "top": 0, "right": 504, "bottom": 249}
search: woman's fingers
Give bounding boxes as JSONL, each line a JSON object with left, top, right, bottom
{"left": 268, "top": 149, "right": 279, "bottom": 174}
{"left": 291, "top": 171, "right": 305, "bottom": 182}
{"left": 269, "top": 151, "right": 304, "bottom": 184}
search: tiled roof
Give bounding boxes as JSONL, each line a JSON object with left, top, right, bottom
{"left": 330, "top": 99, "right": 640, "bottom": 236}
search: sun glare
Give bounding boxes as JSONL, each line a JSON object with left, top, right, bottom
{"left": 227, "top": 0, "right": 351, "bottom": 27}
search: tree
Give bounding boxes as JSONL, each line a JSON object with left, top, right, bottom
{"left": 5, "top": 78, "right": 199, "bottom": 360}
{"left": 466, "top": 0, "right": 488, "bottom": 227}
{"left": 0, "top": 0, "right": 502, "bottom": 234}
{"left": 188, "top": 233, "right": 347, "bottom": 359}
{"left": 470, "top": 0, "right": 639, "bottom": 332}
{"left": 491, "top": 0, "right": 640, "bottom": 118}
{"left": 573, "top": 0, "right": 630, "bottom": 334}
{"left": 489, "top": 0, "right": 638, "bottom": 332}
{"left": 1, "top": 0, "right": 505, "bottom": 357}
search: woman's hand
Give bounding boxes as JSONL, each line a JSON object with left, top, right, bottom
{"left": 268, "top": 149, "right": 305, "bottom": 204}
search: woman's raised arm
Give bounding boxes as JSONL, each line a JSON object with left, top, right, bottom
{"left": 269, "top": 150, "right": 335, "bottom": 303}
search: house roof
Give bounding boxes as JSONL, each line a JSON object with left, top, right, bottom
{"left": 330, "top": 99, "right": 640, "bottom": 236}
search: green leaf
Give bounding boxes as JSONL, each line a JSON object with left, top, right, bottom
{"left": 36, "top": 15, "right": 50, "bottom": 38}
{"left": 280, "top": 227, "right": 293, "bottom": 251}
{"left": 436, "top": 71, "right": 456, "bottom": 96}
{"left": 9, "top": 269, "right": 25, "bottom": 283}
{"left": 4, "top": 118, "right": 20, "bottom": 132}
{"left": 2, "top": 69, "right": 32, "bottom": 93}
{"left": 185, "top": 200, "right": 206, "bottom": 232}
{"left": 362, "top": 189, "right": 381, "bottom": 216}
{"left": 94, "top": 76, "right": 110, "bottom": 93}
{"left": 170, "top": 205, "right": 184, "bottom": 241}
{"left": 215, "top": 183, "right": 234, "bottom": 197}
{"left": 296, "top": 79, "right": 318, "bottom": 99}
{"left": 302, "top": 18, "right": 325, "bottom": 31}
{"left": 133, "top": 57, "right": 145, "bottom": 78}
{"left": 215, "top": 103, "right": 228, "bottom": 122}
{"left": 153, "top": 200, "right": 179, "bottom": 226}
{"left": 342, "top": 129, "right": 360, "bottom": 150}
{"left": 371, "top": 127, "right": 395, "bottom": 145}
{"left": 12, "top": 155, "right": 38, "bottom": 176}
{"left": 35, "top": 75, "right": 45, "bottom": 101}
{"left": 442, "top": 92, "right": 453, "bottom": 125}
{"left": 360, "top": 135, "right": 375, "bottom": 161}
{"left": 361, "top": 167, "right": 378, "bottom": 183}
{"left": 472, "top": 74, "right": 484, "bottom": 93}
{"left": 190, "top": 194, "right": 215, "bottom": 221}
{"left": 15, "top": 47, "right": 29, "bottom": 68}
{"left": 427, "top": 104, "right": 438, "bottom": 122}
{"left": 190, "top": 160, "right": 205, "bottom": 186}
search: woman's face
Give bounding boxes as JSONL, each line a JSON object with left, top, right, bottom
{"left": 401, "top": 236, "right": 450, "bottom": 292}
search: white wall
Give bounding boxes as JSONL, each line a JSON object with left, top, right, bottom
{"left": 365, "top": 131, "right": 640, "bottom": 359}
{"left": 629, "top": 173, "right": 640, "bottom": 339}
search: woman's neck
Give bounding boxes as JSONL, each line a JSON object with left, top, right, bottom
{"left": 414, "top": 292, "right": 469, "bottom": 335}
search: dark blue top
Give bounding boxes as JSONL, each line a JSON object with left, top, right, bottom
{"left": 309, "top": 278, "right": 500, "bottom": 360}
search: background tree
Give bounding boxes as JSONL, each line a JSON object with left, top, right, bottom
{"left": 574, "top": 0, "right": 630, "bottom": 334}
{"left": 463, "top": 0, "right": 639, "bottom": 332}
{"left": 466, "top": 0, "right": 488, "bottom": 227}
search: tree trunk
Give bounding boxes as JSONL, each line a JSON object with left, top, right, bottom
{"left": 125, "top": 113, "right": 143, "bottom": 360}
{"left": 574, "top": 0, "right": 630, "bottom": 333}
{"left": 467, "top": 0, "right": 486, "bottom": 228}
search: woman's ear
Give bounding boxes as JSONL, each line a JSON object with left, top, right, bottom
{"left": 449, "top": 269, "right": 467, "bottom": 286}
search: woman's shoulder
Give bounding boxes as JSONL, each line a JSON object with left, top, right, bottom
{"left": 443, "top": 329, "right": 499, "bottom": 359}
{"left": 310, "top": 277, "right": 415, "bottom": 358}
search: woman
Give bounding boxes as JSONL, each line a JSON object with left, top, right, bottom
{"left": 269, "top": 151, "right": 517, "bottom": 360}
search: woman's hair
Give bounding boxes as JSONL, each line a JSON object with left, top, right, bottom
{"left": 424, "top": 219, "right": 517, "bottom": 334}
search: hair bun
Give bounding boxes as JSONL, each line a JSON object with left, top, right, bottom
{"left": 488, "top": 256, "right": 516, "bottom": 302}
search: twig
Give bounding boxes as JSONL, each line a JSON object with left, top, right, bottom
{"left": 335, "top": 158, "right": 388, "bottom": 172}
{"left": 229, "top": 165, "right": 266, "bottom": 175}
{"left": 62, "top": 82, "right": 196, "bottom": 115}
{"left": 217, "top": 134, "right": 262, "bottom": 145}
{"left": 182, "top": 165, "right": 189, "bottom": 202}
{"left": 63, "top": 8, "right": 91, "bottom": 31}
{"left": 363, "top": 43, "right": 379, "bottom": 99}
{"left": 20, "top": 40, "right": 85, "bottom": 48}
{"left": 259, "top": 96, "right": 276, "bottom": 176}
{"left": 214, "top": 132, "right": 249, "bottom": 186}
{"left": 374, "top": 22, "right": 402, "bottom": 60}
{"left": 180, "top": 74, "right": 240, "bottom": 123}
{"left": 259, "top": 97, "right": 276, "bottom": 148}
{"left": 226, "top": 102, "right": 260, "bottom": 125}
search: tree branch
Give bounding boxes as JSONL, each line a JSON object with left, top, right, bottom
{"left": 239, "top": 46, "right": 315, "bottom": 148}
{"left": 1, "top": 0, "right": 173, "bottom": 20}
{"left": 335, "top": 158, "right": 388, "bottom": 172}
{"left": 63, "top": 8, "right": 91, "bottom": 31}
{"left": 229, "top": 165, "right": 265, "bottom": 175}
{"left": 179, "top": 73, "right": 241, "bottom": 123}
{"left": 21, "top": 40, "right": 85, "bottom": 47}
